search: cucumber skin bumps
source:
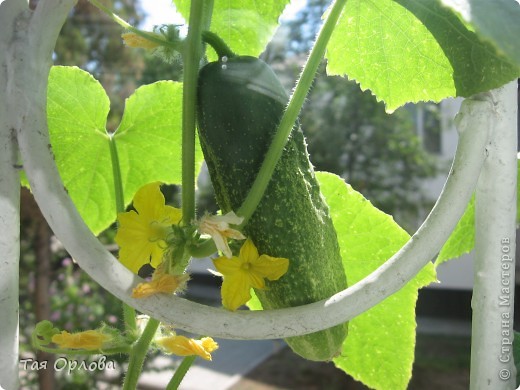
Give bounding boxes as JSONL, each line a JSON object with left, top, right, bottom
{"left": 196, "top": 55, "right": 348, "bottom": 361}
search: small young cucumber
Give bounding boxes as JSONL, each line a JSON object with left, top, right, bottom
{"left": 197, "top": 55, "right": 348, "bottom": 361}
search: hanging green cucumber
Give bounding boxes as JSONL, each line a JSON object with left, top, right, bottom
{"left": 196, "top": 39, "right": 348, "bottom": 362}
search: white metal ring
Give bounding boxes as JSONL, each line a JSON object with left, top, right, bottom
{"left": 16, "top": 0, "right": 491, "bottom": 340}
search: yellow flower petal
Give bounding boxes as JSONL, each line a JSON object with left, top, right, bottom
{"left": 163, "top": 205, "right": 183, "bottom": 225}
{"left": 158, "top": 335, "right": 218, "bottom": 361}
{"left": 116, "top": 182, "right": 182, "bottom": 273}
{"left": 221, "top": 274, "right": 252, "bottom": 311}
{"left": 116, "top": 211, "right": 161, "bottom": 273}
{"left": 150, "top": 243, "right": 168, "bottom": 269}
{"left": 132, "top": 182, "right": 165, "bottom": 220}
{"left": 213, "top": 256, "right": 241, "bottom": 276}
{"left": 239, "top": 239, "right": 260, "bottom": 263}
{"left": 214, "top": 239, "right": 289, "bottom": 310}
{"left": 132, "top": 182, "right": 181, "bottom": 225}
{"left": 247, "top": 271, "right": 266, "bottom": 290}
{"left": 52, "top": 330, "right": 110, "bottom": 351}
{"left": 200, "top": 337, "right": 219, "bottom": 353}
{"left": 132, "top": 273, "right": 189, "bottom": 298}
{"left": 118, "top": 245, "right": 152, "bottom": 274}
{"left": 251, "top": 255, "right": 289, "bottom": 281}
{"left": 115, "top": 211, "right": 149, "bottom": 246}
{"left": 121, "top": 32, "right": 161, "bottom": 49}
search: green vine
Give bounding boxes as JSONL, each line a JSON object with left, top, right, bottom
{"left": 166, "top": 356, "right": 197, "bottom": 390}
{"left": 202, "top": 30, "right": 236, "bottom": 59}
{"left": 108, "top": 134, "right": 138, "bottom": 334}
{"left": 237, "top": 0, "right": 348, "bottom": 225}
{"left": 122, "top": 318, "right": 161, "bottom": 390}
{"left": 181, "top": 0, "right": 208, "bottom": 224}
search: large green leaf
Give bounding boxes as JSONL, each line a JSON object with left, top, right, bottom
{"left": 327, "top": 0, "right": 520, "bottom": 112}
{"left": 47, "top": 67, "right": 112, "bottom": 234}
{"left": 47, "top": 66, "right": 200, "bottom": 235}
{"left": 441, "top": 0, "right": 520, "bottom": 66}
{"left": 436, "top": 195, "right": 475, "bottom": 265}
{"left": 113, "top": 81, "right": 188, "bottom": 207}
{"left": 317, "top": 172, "right": 436, "bottom": 390}
{"left": 174, "top": 0, "right": 288, "bottom": 59}
{"left": 437, "top": 159, "right": 520, "bottom": 265}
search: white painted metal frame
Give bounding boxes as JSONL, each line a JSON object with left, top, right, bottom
{"left": 471, "top": 83, "right": 518, "bottom": 389}
{"left": 0, "top": 2, "right": 24, "bottom": 389}
{"left": 0, "top": 0, "right": 517, "bottom": 388}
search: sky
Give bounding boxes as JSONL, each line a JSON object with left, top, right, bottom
{"left": 139, "top": 0, "right": 307, "bottom": 30}
{"left": 139, "top": 0, "right": 184, "bottom": 29}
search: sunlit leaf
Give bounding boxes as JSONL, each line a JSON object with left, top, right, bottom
{"left": 441, "top": 0, "right": 520, "bottom": 66}
{"left": 47, "top": 66, "right": 202, "bottom": 234}
{"left": 437, "top": 159, "right": 520, "bottom": 265}
{"left": 174, "top": 0, "right": 288, "bottom": 59}
{"left": 317, "top": 172, "right": 436, "bottom": 390}
{"left": 436, "top": 195, "right": 475, "bottom": 265}
{"left": 327, "top": 0, "right": 519, "bottom": 112}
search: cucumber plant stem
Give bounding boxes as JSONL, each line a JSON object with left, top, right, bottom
{"left": 166, "top": 2, "right": 214, "bottom": 386}
{"left": 237, "top": 0, "right": 348, "bottom": 224}
{"left": 181, "top": 0, "right": 206, "bottom": 224}
{"left": 108, "top": 135, "right": 138, "bottom": 334}
{"left": 108, "top": 136, "right": 125, "bottom": 214}
{"left": 122, "top": 318, "right": 161, "bottom": 390}
{"left": 166, "top": 356, "right": 197, "bottom": 390}
{"left": 201, "top": 0, "right": 215, "bottom": 33}
{"left": 202, "top": 31, "right": 236, "bottom": 58}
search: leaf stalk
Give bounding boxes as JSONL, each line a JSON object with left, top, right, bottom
{"left": 237, "top": 0, "right": 348, "bottom": 224}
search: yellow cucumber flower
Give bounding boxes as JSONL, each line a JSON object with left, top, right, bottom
{"left": 158, "top": 335, "right": 218, "bottom": 361}
{"left": 132, "top": 270, "right": 189, "bottom": 299}
{"left": 115, "top": 182, "right": 182, "bottom": 273}
{"left": 121, "top": 32, "right": 161, "bottom": 49}
{"left": 213, "top": 239, "right": 289, "bottom": 311}
{"left": 52, "top": 330, "right": 111, "bottom": 351}
{"left": 197, "top": 211, "right": 245, "bottom": 258}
